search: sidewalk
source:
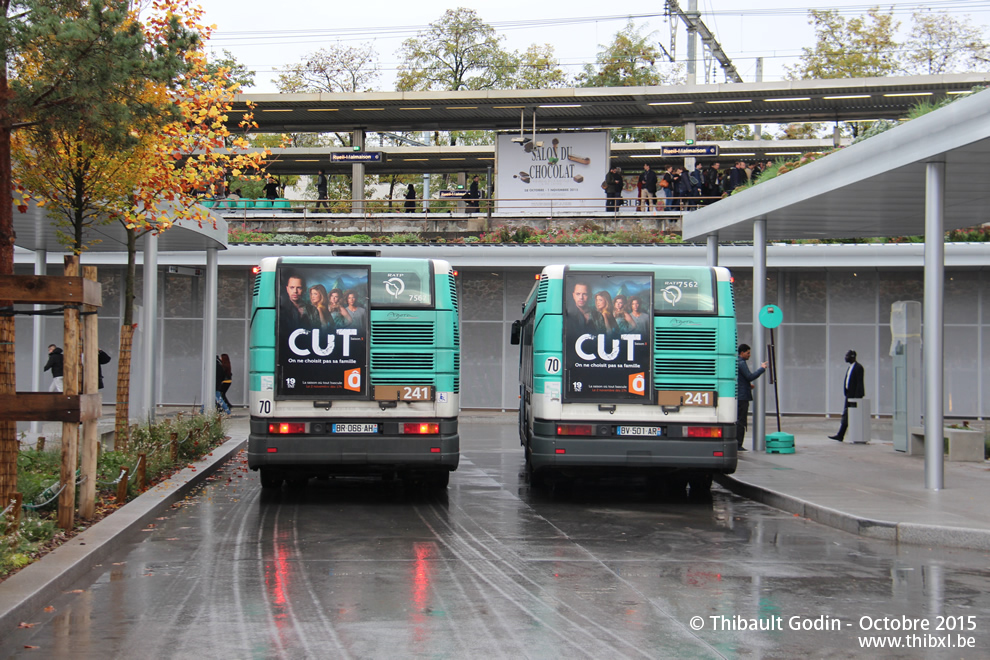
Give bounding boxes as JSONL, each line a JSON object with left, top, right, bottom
{"left": 717, "top": 416, "right": 990, "bottom": 550}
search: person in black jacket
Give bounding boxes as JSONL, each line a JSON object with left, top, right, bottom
{"left": 466, "top": 175, "right": 481, "bottom": 212}
{"left": 44, "top": 344, "right": 64, "bottom": 392}
{"left": 604, "top": 167, "right": 623, "bottom": 212}
{"left": 830, "top": 350, "right": 866, "bottom": 441}
{"left": 637, "top": 163, "right": 658, "bottom": 211}
{"left": 404, "top": 184, "right": 417, "bottom": 212}
{"left": 98, "top": 349, "right": 111, "bottom": 389}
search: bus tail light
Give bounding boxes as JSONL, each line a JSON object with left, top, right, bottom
{"left": 557, "top": 424, "right": 593, "bottom": 436}
{"left": 687, "top": 426, "right": 723, "bottom": 438}
{"left": 403, "top": 423, "right": 439, "bottom": 434}
{"left": 269, "top": 422, "right": 306, "bottom": 434}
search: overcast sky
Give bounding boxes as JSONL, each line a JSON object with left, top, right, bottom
{"left": 200, "top": 1, "right": 990, "bottom": 93}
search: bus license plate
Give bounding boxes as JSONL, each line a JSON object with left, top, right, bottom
{"left": 618, "top": 426, "right": 663, "bottom": 436}
{"left": 332, "top": 424, "right": 378, "bottom": 434}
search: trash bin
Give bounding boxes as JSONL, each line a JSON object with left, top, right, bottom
{"left": 846, "top": 398, "right": 871, "bottom": 444}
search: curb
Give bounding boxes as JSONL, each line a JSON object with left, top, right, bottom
{"left": 715, "top": 474, "right": 990, "bottom": 551}
{"left": 0, "top": 436, "right": 247, "bottom": 634}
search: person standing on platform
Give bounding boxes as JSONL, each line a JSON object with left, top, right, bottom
{"left": 736, "top": 343, "right": 768, "bottom": 451}
{"left": 638, "top": 163, "right": 658, "bottom": 211}
{"left": 404, "top": 184, "right": 417, "bottom": 212}
{"left": 315, "top": 169, "right": 329, "bottom": 209}
{"left": 830, "top": 350, "right": 865, "bottom": 441}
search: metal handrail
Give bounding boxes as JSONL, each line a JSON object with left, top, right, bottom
{"left": 207, "top": 195, "right": 723, "bottom": 219}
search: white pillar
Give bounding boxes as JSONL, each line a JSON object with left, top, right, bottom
{"left": 752, "top": 219, "right": 767, "bottom": 451}
{"left": 140, "top": 232, "right": 159, "bottom": 423}
{"left": 924, "top": 162, "right": 945, "bottom": 490}
{"left": 706, "top": 234, "right": 718, "bottom": 266}
{"left": 30, "top": 250, "right": 47, "bottom": 434}
{"left": 351, "top": 128, "right": 365, "bottom": 214}
{"left": 201, "top": 247, "right": 219, "bottom": 413}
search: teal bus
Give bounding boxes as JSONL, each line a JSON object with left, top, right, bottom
{"left": 511, "top": 264, "right": 737, "bottom": 494}
{"left": 247, "top": 254, "right": 460, "bottom": 489}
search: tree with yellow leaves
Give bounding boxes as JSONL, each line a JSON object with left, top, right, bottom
{"left": 14, "top": 1, "right": 269, "bottom": 451}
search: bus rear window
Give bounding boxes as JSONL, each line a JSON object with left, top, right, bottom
{"left": 654, "top": 271, "right": 716, "bottom": 314}
{"left": 369, "top": 262, "right": 433, "bottom": 308}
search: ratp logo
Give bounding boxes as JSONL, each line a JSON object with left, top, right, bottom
{"left": 661, "top": 285, "right": 682, "bottom": 305}
{"left": 383, "top": 277, "right": 405, "bottom": 299}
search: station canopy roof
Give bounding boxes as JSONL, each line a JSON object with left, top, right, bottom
{"left": 681, "top": 87, "right": 990, "bottom": 243}
{"left": 11, "top": 202, "right": 227, "bottom": 253}
{"left": 231, "top": 73, "right": 990, "bottom": 135}
{"left": 256, "top": 139, "right": 843, "bottom": 176}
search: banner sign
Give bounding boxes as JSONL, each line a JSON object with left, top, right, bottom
{"left": 563, "top": 270, "right": 653, "bottom": 403}
{"left": 331, "top": 152, "right": 383, "bottom": 163}
{"left": 661, "top": 145, "right": 719, "bottom": 157}
{"left": 496, "top": 132, "right": 608, "bottom": 213}
{"left": 276, "top": 264, "right": 370, "bottom": 399}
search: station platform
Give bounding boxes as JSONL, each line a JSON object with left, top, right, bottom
{"left": 719, "top": 416, "right": 990, "bottom": 550}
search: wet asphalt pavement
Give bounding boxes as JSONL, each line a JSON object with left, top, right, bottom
{"left": 3, "top": 421, "right": 990, "bottom": 658}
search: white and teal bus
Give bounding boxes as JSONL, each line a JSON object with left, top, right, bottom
{"left": 247, "top": 253, "right": 460, "bottom": 489}
{"left": 511, "top": 264, "right": 738, "bottom": 494}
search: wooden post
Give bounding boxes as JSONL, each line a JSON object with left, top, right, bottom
{"left": 170, "top": 432, "right": 178, "bottom": 462}
{"left": 79, "top": 266, "right": 99, "bottom": 520}
{"left": 58, "top": 256, "right": 80, "bottom": 530}
{"left": 37, "top": 437, "right": 45, "bottom": 452}
{"left": 116, "top": 467, "right": 129, "bottom": 505}
{"left": 137, "top": 453, "right": 147, "bottom": 491}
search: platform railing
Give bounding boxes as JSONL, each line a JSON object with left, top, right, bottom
{"left": 201, "top": 195, "right": 723, "bottom": 218}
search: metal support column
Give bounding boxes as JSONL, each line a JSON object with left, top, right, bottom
{"left": 352, "top": 128, "right": 365, "bottom": 214}
{"left": 752, "top": 219, "right": 767, "bottom": 451}
{"left": 140, "top": 232, "right": 159, "bottom": 423}
{"left": 924, "top": 162, "right": 945, "bottom": 490}
{"left": 706, "top": 234, "right": 718, "bottom": 266}
{"left": 31, "top": 249, "right": 47, "bottom": 434}
{"left": 200, "top": 247, "right": 219, "bottom": 414}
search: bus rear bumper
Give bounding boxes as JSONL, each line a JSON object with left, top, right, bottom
{"left": 248, "top": 417, "right": 459, "bottom": 475}
{"left": 527, "top": 433, "right": 737, "bottom": 475}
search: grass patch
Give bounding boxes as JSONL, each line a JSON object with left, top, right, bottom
{"left": 1, "top": 411, "right": 228, "bottom": 580}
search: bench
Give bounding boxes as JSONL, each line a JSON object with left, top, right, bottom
{"left": 908, "top": 426, "right": 986, "bottom": 462}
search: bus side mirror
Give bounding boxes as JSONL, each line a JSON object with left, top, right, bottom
{"left": 510, "top": 320, "right": 521, "bottom": 345}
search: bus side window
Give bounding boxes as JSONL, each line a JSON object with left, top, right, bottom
{"left": 510, "top": 320, "right": 522, "bottom": 345}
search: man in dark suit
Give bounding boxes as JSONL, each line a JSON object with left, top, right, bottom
{"left": 830, "top": 350, "right": 865, "bottom": 441}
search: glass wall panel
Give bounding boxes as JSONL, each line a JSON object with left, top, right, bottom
{"left": 944, "top": 326, "right": 979, "bottom": 416}
{"left": 160, "top": 319, "right": 204, "bottom": 404}
{"left": 944, "top": 270, "right": 979, "bottom": 325}
{"left": 879, "top": 270, "right": 923, "bottom": 318}
{"left": 780, "top": 271, "right": 826, "bottom": 323}
{"left": 97, "top": 268, "right": 123, "bottom": 318}
{"left": 779, "top": 325, "right": 827, "bottom": 414}
{"left": 162, "top": 272, "right": 205, "bottom": 318}
{"left": 218, "top": 268, "right": 250, "bottom": 319}
{"left": 828, "top": 270, "right": 877, "bottom": 324}
{"left": 729, "top": 269, "right": 777, "bottom": 327}
{"left": 461, "top": 271, "right": 503, "bottom": 321}
{"left": 461, "top": 321, "right": 502, "bottom": 408}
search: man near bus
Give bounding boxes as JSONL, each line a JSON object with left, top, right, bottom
{"left": 736, "top": 343, "right": 767, "bottom": 451}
